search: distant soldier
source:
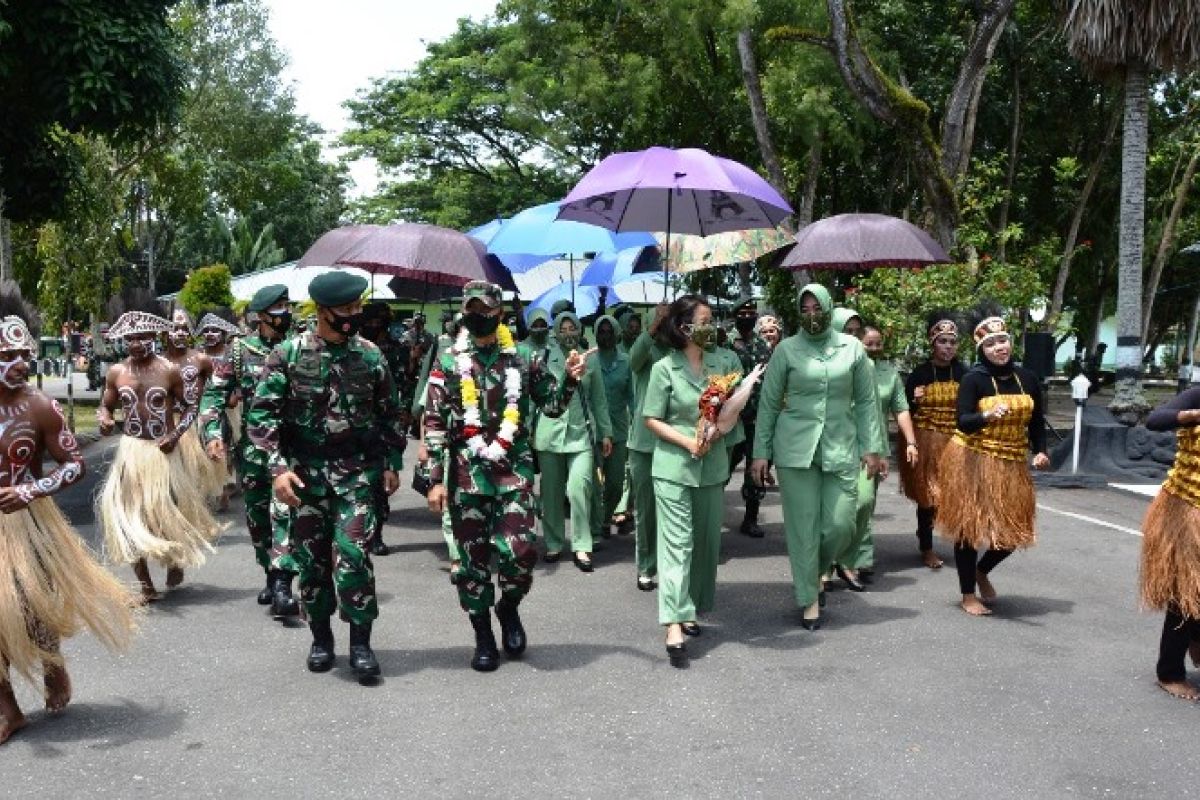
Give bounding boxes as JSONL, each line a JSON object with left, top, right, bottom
{"left": 360, "top": 300, "right": 406, "bottom": 557}
{"left": 199, "top": 286, "right": 300, "bottom": 617}
{"left": 248, "top": 273, "right": 407, "bottom": 682}
{"left": 728, "top": 299, "right": 775, "bottom": 538}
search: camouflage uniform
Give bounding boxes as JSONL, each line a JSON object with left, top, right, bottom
{"left": 199, "top": 333, "right": 294, "bottom": 574}
{"left": 424, "top": 334, "right": 576, "bottom": 615}
{"left": 396, "top": 325, "right": 436, "bottom": 416}
{"left": 246, "top": 329, "right": 406, "bottom": 626}
{"left": 729, "top": 332, "right": 774, "bottom": 533}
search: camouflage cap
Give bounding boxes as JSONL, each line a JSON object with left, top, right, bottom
{"left": 247, "top": 284, "right": 290, "bottom": 313}
{"left": 309, "top": 272, "right": 368, "bottom": 308}
{"left": 461, "top": 280, "right": 502, "bottom": 309}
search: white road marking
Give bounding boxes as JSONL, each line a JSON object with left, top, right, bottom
{"left": 1037, "top": 503, "right": 1143, "bottom": 537}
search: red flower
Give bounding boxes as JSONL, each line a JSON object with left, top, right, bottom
{"left": 463, "top": 425, "right": 482, "bottom": 438}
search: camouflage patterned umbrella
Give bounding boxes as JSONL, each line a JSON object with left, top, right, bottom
{"left": 652, "top": 223, "right": 796, "bottom": 274}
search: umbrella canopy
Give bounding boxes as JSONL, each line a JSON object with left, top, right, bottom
{"left": 297, "top": 224, "right": 382, "bottom": 268}
{"left": 652, "top": 224, "right": 795, "bottom": 274}
{"left": 780, "top": 213, "right": 951, "bottom": 271}
{"left": 579, "top": 247, "right": 660, "bottom": 287}
{"left": 301, "top": 223, "right": 516, "bottom": 299}
{"left": 557, "top": 147, "right": 792, "bottom": 237}
{"left": 466, "top": 218, "right": 505, "bottom": 244}
{"left": 487, "top": 201, "right": 656, "bottom": 273}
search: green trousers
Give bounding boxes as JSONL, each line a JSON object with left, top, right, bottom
{"left": 601, "top": 441, "right": 629, "bottom": 523}
{"left": 628, "top": 448, "right": 657, "bottom": 577}
{"left": 654, "top": 478, "right": 724, "bottom": 625}
{"left": 537, "top": 449, "right": 596, "bottom": 554}
{"left": 840, "top": 467, "right": 878, "bottom": 570}
{"left": 777, "top": 466, "right": 858, "bottom": 608}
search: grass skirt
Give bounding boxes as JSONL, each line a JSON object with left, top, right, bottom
{"left": 1139, "top": 490, "right": 1200, "bottom": 618}
{"left": 932, "top": 439, "right": 1036, "bottom": 550}
{"left": 899, "top": 427, "right": 951, "bottom": 508}
{"left": 98, "top": 436, "right": 221, "bottom": 568}
{"left": 227, "top": 405, "right": 242, "bottom": 447}
{"left": 0, "top": 498, "right": 139, "bottom": 686}
{"left": 177, "top": 427, "right": 227, "bottom": 501}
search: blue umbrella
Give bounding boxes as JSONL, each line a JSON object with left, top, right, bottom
{"left": 524, "top": 282, "right": 602, "bottom": 323}
{"left": 466, "top": 218, "right": 505, "bottom": 244}
{"left": 489, "top": 202, "right": 656, "bottom": 263}
{"left": 579, "top": 246, "right": 660, "bottom": 287}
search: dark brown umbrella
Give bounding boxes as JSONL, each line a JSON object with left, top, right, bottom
{"left": 780, "top": 213, "right": 950, "bottom": 271}
{"left": 299, "top": 223, "right": 515, "bottom": 301}
{"left": 297, "top": 224, "right": 382, "bottom": 268}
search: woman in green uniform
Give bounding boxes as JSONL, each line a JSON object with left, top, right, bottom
{"left": 642, "top": 295, "right": 743, "bottom": 668}
{"left": 627, "top": 304, "right": 670, "bottom": 590}
{"left": 533, "top": 312, "right": 612, "bottom": 570}
{"left": 839, "top": 324, "right": 918, "bottom": 583}
{"left": 594, "top": 314, "right": 633, "bottom": 536}
{"left": 751, "top": 285, "right": 883, "bottom": 630}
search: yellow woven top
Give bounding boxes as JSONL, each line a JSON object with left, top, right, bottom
{"left": 913, "top": 380, "right": 959, "bottom": 435}
{"left": 953, "top": 377, "right": 1035, "bottom": 462}
{"left": 1164, "top": 426, "right": 1200, "bottom": 508}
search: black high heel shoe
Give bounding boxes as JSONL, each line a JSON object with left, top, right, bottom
{"left": 835, "top": 565, "right": 866, "bottom": 592}
{"left": 800, "top": 613, "right": 822, "bottom": 631}
{"left": 666, "top": 642, "right": 688, "bottom": 668}
{"left": 572, "top": 553, "right": 594, "bottom": 573}
{"left": 681, "top": 622, "right": 701, "bottom": 637}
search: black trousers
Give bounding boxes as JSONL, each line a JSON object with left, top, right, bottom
{"left": 1156, "top": 607, "right": 1200, "bottom": 683}
{"left": 916, "top": 506, "right": 935, "bottom": 551}
{"left": 953, "top": 544, "right": 1012, "bottom": 595}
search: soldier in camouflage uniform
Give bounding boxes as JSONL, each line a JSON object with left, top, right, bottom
{"left": 424, "top": 281, "right": 587, "bottom": 672}
{"left": 200, "top": 285, "right": 300, "bottom": 618}
{"left": 728, "top": 300, "right": 777, "bottom": 538}
{"left": 396, "top": 311, "right": 436, "bottom": 423}
{"left": 360, "top": 300, "right": 405, "bottom": 557}
{"left": 247, "top": 273, "right": 407, "bottom": 682}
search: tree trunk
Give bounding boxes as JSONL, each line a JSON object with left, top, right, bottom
{"left": 792, "top": 132, "right": 824, "bottom": 287}
{"left": 1141, "top": 145, "right": 1200, "bottom": 343}
{"left": 822, "top": 0, "right": 959, "bottom": 248}
{"left": 1187, "top": 290, "right": 1200, "bottom": 365}
{"left": 1110, "top": 62, "right": 1150, "bottom": 421}
{"left": 995, "top": 66, "right": 1021, "bottom": 264}
{"left": 1048, "top": 103, "right": 1120, "bottom": 325}
{"left": 940, "top": 0, "right": 1016, "bottom": 182}
{"left": 736, "top": 28, "right": 788, "bottom": 197}
{"left": 0, "top": 192, "right": 10, "bottom": 284}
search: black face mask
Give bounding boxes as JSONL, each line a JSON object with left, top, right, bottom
{"left": 597, "top": 330, "right": 617, "bottom": 350}
{"left": 262, "top": 311, "right": 293, "bottom": 338}
{"left": 462, "top": 312, "right": 501, "bottom": 338}
{"left": 529, "top": 327, "right": 549, "bottom": 346}
{"left": 326, "top": 310, "right": 363, "bottom": 339}
{"left": 734, "top": 317, "right": 756, "bottom": 336}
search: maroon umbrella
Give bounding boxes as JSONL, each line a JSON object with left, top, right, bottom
{"left": 298, "top": 223, "right": 515, "bottom": 301}
{"left": 297, "top": 224, "right": 382, "bottom": 268}
{"left": 780, "top": 213, "right": 950, "bottom": 271}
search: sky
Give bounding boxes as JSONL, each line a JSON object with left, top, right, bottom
{"left": 263, "top": 0, "right": 496, "bottom": 198}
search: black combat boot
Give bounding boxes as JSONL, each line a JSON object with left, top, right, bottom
{"left": 270, "top": 570, "right": 300, "bottom": 618}
{"left": 349, "top": 622, "right": 381, "bottom": 682}
{"left": 306, "top": 619, "right": 335, "bottom": 672}
{"left": 739, "top": 483, "right": 765, "bottom": 538}
{"left": 469, "top": 612, "right": 499, "bottom": 672}
{"left": 494, "top": 596, "right": 527, "bottom": 657}
{"left": 256, "top": 572, "right": 273, "bottom": 605}
{"left": 369, "top": 523, "right": 388, "bottom": 556}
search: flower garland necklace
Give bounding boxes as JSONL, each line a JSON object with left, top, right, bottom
{"left": 453, "top": 324, "right": 521, "bottom": 461}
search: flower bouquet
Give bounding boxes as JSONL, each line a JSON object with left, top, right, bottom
{"left": 694, "top": 362, "right": 767, "bottom": 455}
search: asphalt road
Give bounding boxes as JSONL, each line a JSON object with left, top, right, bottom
{"left": 1, "top": 441, "right": 1194, "bottom": 798}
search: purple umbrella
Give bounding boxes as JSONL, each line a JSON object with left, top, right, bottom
{"left": 297, "top": 224, "right": 383, "bottom": 268}
{"left": 557, "top": 147, "right": 792, "bottom": 296}
{"left": 780, "top": 213, "right": 950, "bottom": 271}
{"left": 301, "top": 223, "right": 515, "bottom": 302}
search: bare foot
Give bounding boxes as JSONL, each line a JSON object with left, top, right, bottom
{"left": 217, "top": 489, "right": 231, "bottom": 512}
{"left": 960, "top": 595, "right": 993, "bottom": 616}
{"left": 976, "top": 571, "right": 997, "bottom": 602}
{"left": 921, "top": 549, "right": 944, "bottom": 569}
{"left": 1157, "top": 679, "right": 1200, "bottom": 701}
{"left": 138, "top": 584, "right": 162, "bottom": 604}
{"left": 44, "top": 665, "right": 72, "bottom": 714}
{"left": 166, "top": 567, "right": 184, "bottom": 589}
{"left": 1190, "top": 641, "right": 1200, "bottom": 669}
{"left": 0, "top": 683, "right": 27, "bottom": 745}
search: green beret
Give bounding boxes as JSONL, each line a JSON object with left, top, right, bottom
{"left": 733, "top": 298, "right": 757, "bottom": 314}
{"left": 309, "top": 272, "right": 368, "bottom": 307}
{"left": 247, "top": 284, "right": 289, "bottom": 313}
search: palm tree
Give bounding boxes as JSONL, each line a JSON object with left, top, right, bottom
{"left": 1063, "top": 2, "right": 1200, "bottom": 422}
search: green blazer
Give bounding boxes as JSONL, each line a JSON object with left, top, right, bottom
{"left": 642, "top": 348, "right": 741, "bottom": 488}
{"left": 752, "top": 331, "right": 882, "bottom": 471}
{"left": 626, "top": 330, "right": 669, "bottom": 454}
{"left": 595, "top": 348, "right": 633, "bottom": 443}
{"left": 872, "top": 359, "right": 908, "bottom": 453}
{"left": 531, "top": 343, "right": 613, "bottom": 453}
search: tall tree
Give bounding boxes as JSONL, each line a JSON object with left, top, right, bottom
{"left": 1064, "top": 0, "right": 1200, "bottom": 421}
